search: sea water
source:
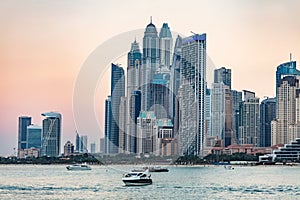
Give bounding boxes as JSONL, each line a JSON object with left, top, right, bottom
{"left": 0, "top": 164, "right": 299, "bottom": 199}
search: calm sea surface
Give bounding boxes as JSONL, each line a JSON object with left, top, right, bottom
{"left": 0, "top": 164, "right": 300, "bottom": 199}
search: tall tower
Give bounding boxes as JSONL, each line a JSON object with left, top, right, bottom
{"left": 141, "top": 18, "right": 159, "bottom": 111}
{"left": 260, "top": 98, "right": 276, "bottom": 147}
{"left": 272, "top": 76, "right": 299, "bottom": 145}
{"left": 126, "top": 40, "right": 142, "bottom": 154}
{"left": 110, "top": 63, "right": 125, "bottom": 154}
{"left": 75, "top": 131, "right": 80, "bottom": 152}
{"left": 41, "top": 112, "right": 61, "bottom": 157}
{"left": 104, "top": 96, "right": 112, "bottom": 154}
{"left": 159, "top": 23, "right": 173, "bottom": 67}
{"left": 170, "top": 35, "right": 182, "bottom": 120}
{"left": 210, "top": 82, "right": 226, "bottom": 141}
{"left": 127, "top": 90, "right": 141, "bottom": 154}
{"left": 18, "top": 116, "right": 32, "bottom": 151}
{"left": 239, "top": 91, "right": 260, "bottom": 147}
{"left": 179, "top": 33, "right": 206, "bottom": 156}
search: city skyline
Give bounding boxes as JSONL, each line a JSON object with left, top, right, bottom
{"left": 1, "top": 0, "right": 300, "bottom": 156}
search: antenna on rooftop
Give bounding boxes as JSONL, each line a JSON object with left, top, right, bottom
{"left": 290, "top": 53, "right": 292, "bottom": 62}
{"left": 191, "top": 31, "right": 197, "bottom": 35}
{"left": 150, "top": 16, "right": 152, "bottom": 23}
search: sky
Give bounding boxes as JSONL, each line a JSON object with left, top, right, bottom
{"left": 1, "top": 0, "right": 300, "bottom": 156}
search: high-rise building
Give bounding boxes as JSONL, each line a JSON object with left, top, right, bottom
{"left": 110, "top": 63, "right": 125, "bottom": 154}
{"left": 26, "top": 124, "right": 42, "bottom": 149}
{"left": 224, "top": 88, "right": 233, "bottom": 146}
{"left": 41, "top": 112, "right": 61, "bottom": 157}
{"left": 118, "top": 96, "right": 126, "bottom": 153}
{"left": 126, "top": 90, "right": 141, "bottom": 154}
{"left": 104, "top": 96, "right": 112, "bottom": 154}
{"left": 231, "top": 90, "right": 242, "bottom": 144}
{"left": 260, "top": 97, "right": 276, "bottom": 147}
{"left": 64, "top": 141, "right": 74, "bottom": 156}
{"left": 214, "top": 67, "right": 231, "bottom": 89}
{"left": 126, "top": 40, "right": 142, "bottom": 154}
{"left": 239, "top": 91, "right": 260, "bottom": 147}
{"left": 205, "top": 88, "right": 211, "bottom": 137}
{"left": 272, "top": 76, "right": 299, "bottom": 145}
{"left": 80, "top": 135, "right": 88, "bottom": 153}
{"left": 178, "top": 33, "right": 206, "bottom": 156}
{"left": 141, "top": 18, "right": 159, "bottom": 111}
{"left": 137, "top": 111, "right": 157, "bottom": 154}
{"left": 170, "top": 35, "right": 182, "bottom": 120}
{"left": 159, "top": 23, "right": 173, "bottom": 67}
{"left": 210, "top": 83, "right": 226, "bottom": 141}
{"left": 18, "top": 116, "right": 32, "bottom": 151}
{"left": 75, "top": 131, "right": 80, "bottom": 152}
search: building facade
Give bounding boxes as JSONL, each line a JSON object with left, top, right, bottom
{"left": 18, "top": 116, "right": 32, "bottom": 151}
{"left": 239, "top": 91, "right": 260, "bottom": 147}
{"left": 179, "top": 33, "right": 206, "bottom": 156}
{"left": 41, "top": 112, "right": 61, "bottom": 157}
{"left": 26, "top": 124, "right": 42, "bottom": 149}
{"left": 110, "top": 63, "right": 125, "bottom": 154}
{"left": 260, "top": 98, "right": 276, "bottom": 147}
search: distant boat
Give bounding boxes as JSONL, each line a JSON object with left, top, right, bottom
{"left": 66, "top": 163, "right": 91, "bottom": 171}
{"left": 132, "top": 166, "right": 169, "bottom": 173}
{"left": 224, "top": 165, "right": 234, "bottom": 170}
{"left": 122, "top": 170, "right": 152, "bottom": 186}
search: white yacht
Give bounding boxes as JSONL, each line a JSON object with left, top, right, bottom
{"left": 122, "top": 170, "right": 152, "bottom": 186}
{"left": 66, "top": 163, "right": 91, "bottom": 171}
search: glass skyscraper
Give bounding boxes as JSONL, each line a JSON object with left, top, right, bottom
{"left": 41, "top": 112, "right": 61, "bottom": 157}
{"left": 260, "top": 97, "right": 276, "bottom": 147}
{"left": 110, "top": 63, "right": 125, "bottom": 154}
{"left": 18, "top": 116, "right": 32, "bottom": 151}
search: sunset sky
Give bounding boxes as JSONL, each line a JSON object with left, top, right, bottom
{"left": 1, "top": 0, "right": 300, "bottom": 156}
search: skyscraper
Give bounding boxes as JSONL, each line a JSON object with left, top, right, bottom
{"left": 214, "top": 67, "right": 231, "bottom": 89}
{"left": 239, "top": 91, "right": 260, "bottom": 147}
{"left": 210, "top": 83, "right": 226, "bottom": 141}
{"left": 126, "top": 40, "right": 142, "bottom": 154}
{"left": 26, "top": 124, "right": 42, "bottom": 149}
{"left": 231, "top": 90, "right": 242, "bottom": 143}
{"left": 179, "top": 33, "right": 206, "bottom": 156}
{"left": 170, "top": 35, "right": 182, "bottom": 120}
{"left": 118, "top": 96, "right": 126, "bottom": 153}
{"left": 141, "top": 18, "right": 159, "bottom": 111}
{"left": 110, "top": 63, "right": 125, "bottom": 154}
{"left": 41, "top": 112, "right": 61, "bottom": 157}
{"left": 18, "top": 116, "right": 32, "bottom": 151}
{"left": 260, "top": 97, "right": 276, "bottom": 147}
{"left": 75, "top": 131, "right": 80, "bottom": 152}
{"left": 159, "top": 23, "right": 173, "bottom": 67}
{"left": 104, "top": 96, "right": 112, "bottom": 154}
{"left": 80, "top": 135, "right": 88, "bottom": 153}
{"left": 272, "top": 76, "right": 299, "bottom": 145}
{"left": 127, "top": 90, "right": 141, "bottom": 154}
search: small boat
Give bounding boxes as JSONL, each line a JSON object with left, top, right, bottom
{"left": 131, "top": 166, "right": 169, "bottom": 172}
{"left": 224, "top": 165, "right": 234, "bottom": 170}
{"left": 149, "top": 166, "right": 169, "bottom": 172}
{"left": 122, "top": 170, "right": 152, "bottom": 186}
{"left": 66, "top": 163, "right": 91, "bottom": 171}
